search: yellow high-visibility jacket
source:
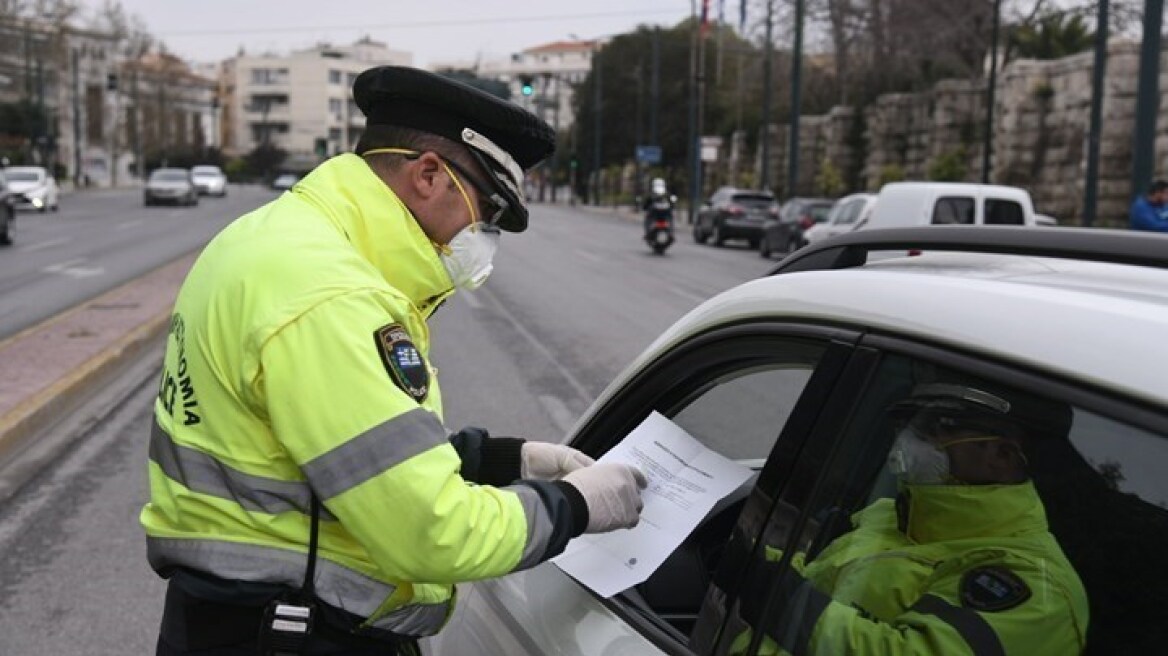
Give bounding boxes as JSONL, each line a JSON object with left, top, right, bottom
{"left": 140, "top": 154, "right": 579, "bottom": 638}
{"left": 736, "top": 482, "right": 1088, "bottom": 655}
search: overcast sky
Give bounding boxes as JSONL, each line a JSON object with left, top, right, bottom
{"left": 77, "top": 1, "right": 696, "bottom": 67}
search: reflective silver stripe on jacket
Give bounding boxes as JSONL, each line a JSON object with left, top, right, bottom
{"left": 507, "top": 484, "right": 556, "bottom": 570}
{"left": 148, "top": 537, "right": 451, "bottom": 636}
{"left": 150, "top": 420, "right": 337, "bottom": 520}
{"left": 301, "top": 407, "right": 449, "bottom": 500}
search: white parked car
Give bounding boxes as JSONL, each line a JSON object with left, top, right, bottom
{"left": 426, "top": 226, "right": 1168, "bottom": 656}
{"left": 190, "top": 165, "right": 228, "bottom": 197}
{"left": 801, "top": 192, "right": 876, "bottom": 246}
{"left": 859, "top": 181, "right": 1038, "bottom": 232}
{"left": 4, "top": 166, "right": 59, "bottom": 212}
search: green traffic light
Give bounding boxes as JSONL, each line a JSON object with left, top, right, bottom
{"left": 521, "top": 85, "right": 533, "bottom": 96}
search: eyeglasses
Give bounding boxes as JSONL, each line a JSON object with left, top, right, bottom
{"left": 404, "top": 151, "right": 509, "bottom": 226}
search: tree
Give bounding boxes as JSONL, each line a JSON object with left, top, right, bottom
{"left": 245, "top": 143, "right": 287, "bottom": 181}
{"left": 1009, "top": 11, "right": 1094, "bottom": 60}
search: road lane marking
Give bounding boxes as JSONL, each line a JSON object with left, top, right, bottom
{"left": 574, "top": 249, "right": 603, "bottom": 263}
{"left": 478, "top": 286, "right": 593, "bottom": 405}
{"left": 116, "top": 219, "right": 144, "bottom": 229}
{"left": 44, "top": 259, "right": 105, "bottom": 278}
{"left": 538, "top": 395, "right": 578, "bottom": 437}
{"left": 460, "top": 290, "right": 484, "bottom": 310}
{"left": 17, "top": 237, "right": 69, "bottom": 254}
{"left": 670, "top": 286, "right": 708, "bottom": 303}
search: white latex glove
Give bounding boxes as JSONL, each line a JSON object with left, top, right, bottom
{"left": 521, "top": 442, "right": 596, "bottom": 480}
{"left": 562, "top": 463, "right": 648, "bottom": 533}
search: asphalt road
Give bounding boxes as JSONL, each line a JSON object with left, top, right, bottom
{"left": 0, "top": 192, "right": 775, "bottom": 653}
{"left": 0, "top": 184, "right": 280, "bottom": 340}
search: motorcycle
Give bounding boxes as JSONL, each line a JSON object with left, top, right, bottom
{"left": 644, "top": 195, "right": 677, "bottom": 255}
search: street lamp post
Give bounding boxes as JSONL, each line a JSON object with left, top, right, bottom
{"left": 981, "top": 0, "right": 1003, "bottom": 184}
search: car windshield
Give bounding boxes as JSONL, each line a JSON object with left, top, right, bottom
{"left": 152, "top": 171, "right": 189, "bottom": 182}
{"left": 732, "top": 193, "right": 775, "bottom": 208}
{"left": 6, "top": 171, "right": 42, "bottom": 182}
{"left": 807, "top": 203, "right": 833, "bottom": 222}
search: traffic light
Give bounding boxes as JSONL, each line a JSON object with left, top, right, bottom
{"left": 519, "top": 75, "right": 534, "bottom": 97}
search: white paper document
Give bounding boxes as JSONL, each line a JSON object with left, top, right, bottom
{"left": 552, "top": 411, "right": 754, "bottom": 598}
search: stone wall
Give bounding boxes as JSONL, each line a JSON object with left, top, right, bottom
{"left": 762, "top": 40, "right": 1154, "bottom": 226}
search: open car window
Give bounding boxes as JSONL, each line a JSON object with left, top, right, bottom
{"left": 714, "top": 347, "right": 1168, "bottom": 656}
{"left": 566, "top": 327, "right": 856, "bottom": 652}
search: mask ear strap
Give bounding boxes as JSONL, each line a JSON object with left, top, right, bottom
{"left": 438, "top": 161, "right": 480, "bottom": 226}
{"left": 361, "top": 147, "right": 419, "bottom": 157}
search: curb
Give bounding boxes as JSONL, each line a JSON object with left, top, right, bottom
{"left": 0, "top": 310, "right": 169, "bottom": 468}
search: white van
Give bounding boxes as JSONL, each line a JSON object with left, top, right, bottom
{"left": 859, "top": 182, "right": 1037, "bottom": 232}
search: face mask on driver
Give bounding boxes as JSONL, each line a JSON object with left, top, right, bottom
{"left": 887, "top": 428, "right": 951, "bottom": 485}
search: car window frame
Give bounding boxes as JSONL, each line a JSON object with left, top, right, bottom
{"left": 931, "top": 195, "right": 976, "bottom": 225}
{"left": 566, "top": 320, "right": 863, "bottom": 655}
{"left": 725, "top": 329, "right": 1168, "bottom": 655}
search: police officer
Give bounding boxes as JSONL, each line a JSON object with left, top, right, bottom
{"left": 735, "top": 383, "right": 1088, "bottom": 655}
{"left": 141, "top": 66, "right": 646, "bottom": 655}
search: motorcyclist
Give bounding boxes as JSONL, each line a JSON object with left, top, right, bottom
{"left": 642, "top": 177, "right": 675, "bottom": 238}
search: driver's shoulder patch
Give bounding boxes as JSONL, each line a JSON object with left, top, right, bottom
{"left": 374, "top": 323, "right": 429, "bottom": 403}
{"left": 960, "top": 566, "right": 1031, "bottom": 612}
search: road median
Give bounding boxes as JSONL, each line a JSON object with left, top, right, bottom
{"left": 0, "top": 253, "right": 197, "bottom": 479}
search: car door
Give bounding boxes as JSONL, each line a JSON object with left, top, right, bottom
{"left": 427, "top": 322, "right": 864, "bottom": 656}
{"left": 826, "top": 199, "right": 862, "bottom": 238}
{"left": 698, "top": 334, "right": 1168, "bottom": 655}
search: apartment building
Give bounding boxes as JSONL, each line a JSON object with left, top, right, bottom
{"left": 221, "top": 38, "right": 411, "bottom": 166}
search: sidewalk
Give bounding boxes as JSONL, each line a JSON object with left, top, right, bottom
{"left": 0, "top": 253, "right": 196, "bottom": 487}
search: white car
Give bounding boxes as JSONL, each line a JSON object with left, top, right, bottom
{"left": 144, "top": 168, "right": 198, "bottom": 207}
{"left": 426, "top": 226, "right": 1168, "bottom": 656}
{"left": 859, "top": 181, "right": 1038, "bottom": 231}
{"left": 801, "top": 192, "right": 876, "bottom": 246}
{"left": 4, "top": 166, "right": 59, "bottom": 212}
{"left": 190, "top": 165, "right": 228, "bottom": 197}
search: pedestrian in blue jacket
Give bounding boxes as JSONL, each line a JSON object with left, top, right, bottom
{"left": 1130, "top": 180, "right": 1168, "bottom": 232}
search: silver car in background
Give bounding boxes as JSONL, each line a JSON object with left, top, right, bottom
{"left": 191, "top": 165, "right": 228, "bottom": 197}
{"left": 144, "top": 168, "right": 198, "bottom": 207}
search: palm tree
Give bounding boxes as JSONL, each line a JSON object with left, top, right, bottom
{"left": 1010, "top": 12, "right": 1095, "bottom": 61}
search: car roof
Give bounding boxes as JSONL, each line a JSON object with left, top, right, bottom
{"left": 878, "top": 181, "right": 1031, "bottom": 201}
{"left": 152, "top": 168, "right": 188, "bottom": 174}
{"left": 191, "top": 165, "right": 222, "bottom": 172}
{"left": 594, "top": 227, "right": 1168, "bottom": 416}
{"left": 5, "top": 166, "right": 46, "bottom": 174}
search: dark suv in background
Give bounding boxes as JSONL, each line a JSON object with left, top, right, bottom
{"left": 693, "top": 187, "right": 779, "bottom": 248}
{"left": 759, "top": 196, "right": 835, "bottom": 257}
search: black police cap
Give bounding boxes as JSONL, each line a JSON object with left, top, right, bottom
{"left": 353, "top": 65, "right": 555, "bottom": 232}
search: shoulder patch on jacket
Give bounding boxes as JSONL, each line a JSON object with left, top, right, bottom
{"left": 374, "top": 323, "right": 428, "bottom": 403}
{"left": 960, "top": 566, "right": 1031, "bottom": 612}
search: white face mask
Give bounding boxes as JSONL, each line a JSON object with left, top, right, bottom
{"left": 440, "top": 223, "right": 499, "bottom": 290}
{"left": 887, "top": 428, "right": 951, "bottom": 484}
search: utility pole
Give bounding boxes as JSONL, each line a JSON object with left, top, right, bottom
{"left": 1083, "top": 0, "right": 1109, "bottom": 227}
{"left": 786, "top": 0, "right": 805, "bottom": 199}
{"left": 1131, "top": 0, "right": 1163, "bottom": 202}
{"left": 687, "top": 0, "right": 699, "bottom": 223}
{"left": 981, "top": 0, "right": 1003, "bottom": 184}
{"left": 550, "top": 74, "right": 561, "bottom": 203}
{"left": 692, "top": 6, "right": 708, "bottom": 220}
{"left": 650, "top": 27, "right": 660, "bottom": 148}
{"left": 760, "top": 0, "right": 774, "bottom": 191}
{"left": 592, "top": 43, "right": 602, "bottom": 206}
{"left": 72, "top": 48, "right": 82, "bottom": 188}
